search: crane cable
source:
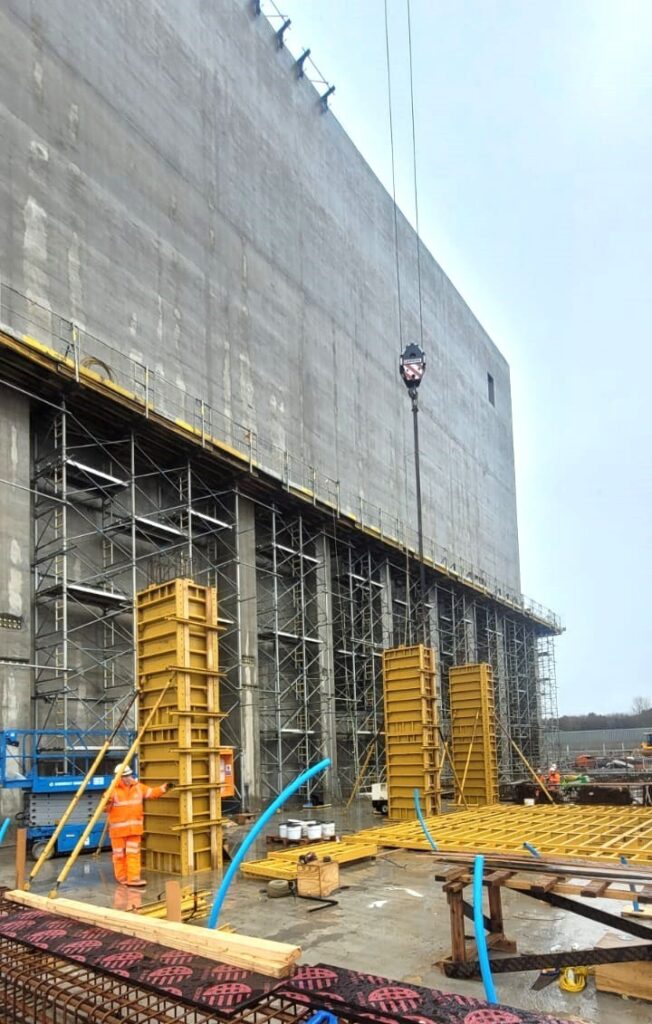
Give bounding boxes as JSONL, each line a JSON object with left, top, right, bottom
{"left": 383, "top": 0, "right": 404, "bottom": 352}
{"left": 384, "top": 0, "right": 426, "bottom": 645}
{"left": 406, "top": 0, "right": 425, "bottom": 351}
{"left": 383, "top": 0, "right": 426, "bottom": 353}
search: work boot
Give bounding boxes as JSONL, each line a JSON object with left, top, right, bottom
{"left": 126, "top": 878, "right": 147, "bottom": 888}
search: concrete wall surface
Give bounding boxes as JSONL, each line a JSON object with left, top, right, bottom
{"left": 0, "top": 386, "right": 32, "bottom": 817}
{"left": 0, "top": 0, "right": 521, "bottom": 590}
{"left": 559, "top": 728, "right": 650, "bottom": 753}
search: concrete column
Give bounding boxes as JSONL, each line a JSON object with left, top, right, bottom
{"left": 493, "top": 612, "right": 511, "bottom": 779}
{"left": 463, "top": 594, "right": 478, "bottom": 661}
{"left": 427, "top": 582, "right": 444, "bottom": 721}
{"left": 235, "top": 493, "right": 261, "bottom": 809}
{"left": 0, "top": 386, "right": 32, "bottom": 819}
{"left": 315, "top": 534, "right": 340, "bottom": 802}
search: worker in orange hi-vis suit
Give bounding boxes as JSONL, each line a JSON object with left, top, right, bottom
{"left": 107, "top": 764, "right": 169, "bottom": 887}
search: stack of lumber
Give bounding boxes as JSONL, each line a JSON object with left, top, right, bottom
{"left": 5, "top": 891, "right": 300, "bottom": 978}
{"left": 426, "top": 851, "right": 652, "bottom": 884}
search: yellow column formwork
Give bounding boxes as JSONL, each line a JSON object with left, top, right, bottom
{"left": 449, "top": 663, "right": 499, "bottom": 806}
{"left": 137, "top": 578, "right": 225, "bottom": 875}
{"left": 382, "top": 644, "right": 441, "bottom": 821}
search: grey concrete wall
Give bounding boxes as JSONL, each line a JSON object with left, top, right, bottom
{"left": 559, "top": 728, "right": 649, "bottom": 754}
{"left": 0, "top": 386, "right": 32, "bottom": 818}
{"left": 0, "top": 0, "right": 521, "bottom": 591}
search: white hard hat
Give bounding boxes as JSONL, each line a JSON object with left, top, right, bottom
{"left": 114, "top": 763, "right": 133, "bottom": 777}
{"left": 550, "top": 763, "right": 557, "bottom": 771}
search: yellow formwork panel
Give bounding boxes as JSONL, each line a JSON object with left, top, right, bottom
{"left": 449, "top": 663, "right": 499, "bottom": 806}
{"left": 382, "top": 645, "right": 441, "bottom": 820}
{"left": 137, "top": 579, "right": 224, "bottom": 875}
{"left": 340, "top": 804, "right": 652, "bottom": 865}
{"left": 240, "top": 841, "right": 378, "bottom": 880}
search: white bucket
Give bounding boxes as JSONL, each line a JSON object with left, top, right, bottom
{"left": 307, "top": 823, "right": 322, "bottom": 841}
{"left": 287, "top": 823, "right": 302, "bottom": 841}
{"left": 279, "top": 823, "right": 288, "bottom": 839}
{"left": 301, "top": 820, "right": 316, "bottom": 838}
{"left": 321, "top": 821, "right": 335, "bottom": 839}
{"left": 523, "top": 798, "right": 535, "bottom": 806}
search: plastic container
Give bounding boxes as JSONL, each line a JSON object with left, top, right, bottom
{"left": 301, "top": 820, "right": 316, "bottom": 838}
{"left": 523, "top": 798, "right": 535, "bottom": 806}
{"left": 307, "top": 823, "right": 322, "bottom": 841}
{"left": 279, "top": 822, "right": 288, "bottom": 839}
{"left": 287, "top": 823, "right": 302, "bottom": 841}
{"left": 321, "top": 821, "right": 335, "bottom": 839}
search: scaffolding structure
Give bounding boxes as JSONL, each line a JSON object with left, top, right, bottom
{"left": 4, "top": 367, "right": 561, "bottom": 805}
{"left": 256, "top": 504, "right": 326, "bottom": 799}
{"left": 331, "top": 540, "right": 390, "bottom": 795}
{"left": 30, "top": 401, "right": 241, "bottom": 750}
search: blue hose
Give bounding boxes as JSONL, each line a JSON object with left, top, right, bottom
{"left": 621, "top": 855, "right": 641, "bottom": 912}
{"left": 413, "top": 788, "right": 438, "bottom": 851}
{"left": 473, "top": 854, "right": 498, "bottom": 1006}
{"left": 207, "top": 758, "right": 331, "bottom": 928}
{"left": 0, "top": 818, "right": 10, "bottom": 846}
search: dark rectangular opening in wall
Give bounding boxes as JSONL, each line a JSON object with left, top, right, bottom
{"left": 487, "top": 372, "right": 495, "bottom": 406}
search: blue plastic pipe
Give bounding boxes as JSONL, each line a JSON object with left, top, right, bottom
{"left": 621, "top": 855, "right": 641, "bottom": 913}
{"left": 0, "top": 817, "right": 10, "bottom": 846}
{"left": 413, "top": 788, "right": 438, "bottom": 851}
{"left": 523, "top": 841, "right": 541, "bottom": 858}
{"left": 207, "top": 758, "right": 331, "bottom": 928}
{"left": 473, "top": 854, "right": 498, "bottom": 1006}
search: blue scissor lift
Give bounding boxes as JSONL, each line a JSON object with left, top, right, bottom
{"left": 0, "top": 728, "right": 133, "bottom": 859}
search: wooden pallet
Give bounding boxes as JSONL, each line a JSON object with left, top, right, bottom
{"left": 241, "top": 841, "right": 377, "bottom": 881}
{"left": 341, "top": 804, "right": 652, "bottom": 864}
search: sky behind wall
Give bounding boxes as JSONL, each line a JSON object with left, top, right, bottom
{"left": 271, "top": 0, "right": 652, "bottom": 715}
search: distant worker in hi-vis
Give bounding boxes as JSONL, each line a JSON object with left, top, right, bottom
{"left": 106, "top": 764, "right": 169, "bottom": 887}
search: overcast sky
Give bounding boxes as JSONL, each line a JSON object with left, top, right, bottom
{"left": 271, "top": 0, "right": 651, "bottom": 715}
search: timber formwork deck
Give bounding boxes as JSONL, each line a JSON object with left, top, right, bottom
{"left": 341, "top": 804, "right": 652, "bottom": 864}
{"left": 240, "top": 841, "right": 378, "bottom": 881}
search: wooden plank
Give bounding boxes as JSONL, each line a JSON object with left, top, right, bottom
{"left": 595, "top": 933, "right": 652, "bottom": 1001}
{"left": 14, "top": 829, "right": 27, "bottom": 890}
{"left": 165, "top": 880, "right": 182, "bottom": 922}
{"left": 622, "top": 903, "right": 652, "bottom": 919}
{"left": 530, "top": 874, "right": 559, "bottom": 894}
{"left": 581, "top": 879, "right": 609, "bottom": 898}
{"left": 4, "top": 891, "right": 300, "bottom": 978}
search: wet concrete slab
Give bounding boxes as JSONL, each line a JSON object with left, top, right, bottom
{"left": 1, "top": 802, "right": 650, "bottom": 1023}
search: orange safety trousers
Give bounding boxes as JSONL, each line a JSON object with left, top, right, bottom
{"left": 110, "top": 834, "right": 142, "bottom": 884}
{"left": 107, "top": 778, "right": 166, "bottom": 884}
